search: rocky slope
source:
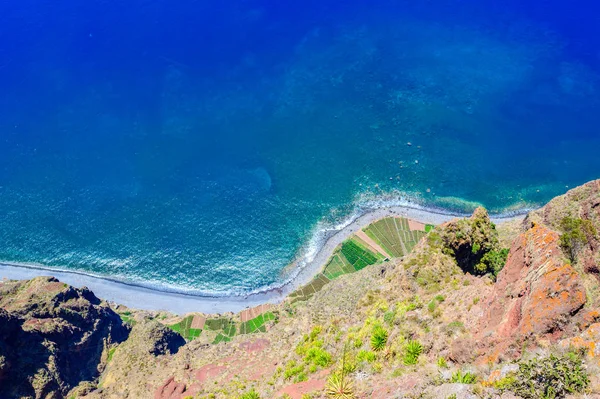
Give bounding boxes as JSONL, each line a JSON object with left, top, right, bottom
{"left": 2, "top": 179, "right": 600, "bottom": 399}
{"left": 0, "top": 277, "right": 130, "bottom": 399}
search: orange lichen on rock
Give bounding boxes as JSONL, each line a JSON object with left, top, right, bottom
{"left": 560, "top": 323, "right": 600, "bottom": 364}
{"left": 475, "top": 224, "right": 586, "bottom": 361}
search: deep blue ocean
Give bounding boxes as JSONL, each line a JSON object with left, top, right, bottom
{"left": 1, "top": 0, "right": 599, "bottom": 295}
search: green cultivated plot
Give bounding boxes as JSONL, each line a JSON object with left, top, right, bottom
{"left": 239, "top": 312, "right": 277, "bottom": 334}
{"left": 292, "top": 217, "right": 432, "bottom": 304}
{"left": 168, "top": 315, "right": 202, "bottom": 340}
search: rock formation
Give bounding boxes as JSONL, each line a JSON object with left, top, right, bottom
{"left": 0, "top": 277, "right": 130, "bottom": 398}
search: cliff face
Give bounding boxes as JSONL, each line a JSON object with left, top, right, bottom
{"left": 0, "top": 277, "right": 130, "bottom": 399}
{"left": 474, "top": 224, "right": 587, "bottom": 362}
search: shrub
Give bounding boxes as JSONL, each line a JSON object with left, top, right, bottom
{"left": 475, "top": 248, "right": 509, "bottom": 277}
{"left": 370, "top": 326, "right": 388, "bottom": 352}
{"left": 239, "top": 389, "right": 261, "bottom": 399}
{"left": 504, "top": 352, "right": 589, "bottom": 399}
{"left": 383, "top": 310, "right": 396, "bottom": 325}
{"left": 284, "top": 361, "right": 305, "bottom": 381}
{"left": 450, "top": 370, "right": 477, "bottom": 384}
{"left": 357, "top": 350, "right": 377, "bottom": 363}
{"left": 305, "top": 346, "right": 332, "bottom": 367}
{"left": 403, "top": 340, "right": 423, "bottom": 365}
{"left": 427, "top": 300, "right": 437, "bottom": 313}
{"left": 437, "top": 357, "right": 448, "bottom": 369}
{"left": 559, "top": 217, "right": 596, "bottom": 262}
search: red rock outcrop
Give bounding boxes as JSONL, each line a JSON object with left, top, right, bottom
{"left": 474, "top": 223, "right": 586, "bottom": 362}
{"left": 526, "top": 179, "right": 600, "bottom": 278}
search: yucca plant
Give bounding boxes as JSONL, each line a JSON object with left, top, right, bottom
{"left": 403, "top": 340, "right": 423, "bottom": 365}
{"left": 370, "top": 326, "right": 388, "bottom": 352}
{"left": 326, "top": 373, "right": 355, "bottom": 399}
{"left": 326, "top": 345, "right": 356, "bottom": 399}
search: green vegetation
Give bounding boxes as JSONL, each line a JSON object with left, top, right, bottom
{"left": 284, "top": 360, "right": 307, "bottom": 382}
{"left": 403, "top": 340, "right": 423, "bottom": 366}
{"left": 444, "top": 320, "right": 465, "bottom": 336}
{"left": 106, "top": 347, "right": 117, "bottom": 363}
{"left": 292, "top": 217, "right": 431, "bottom": 304}
{"left": 289, "top": 273, "right": 331, "bottom": 304}
{"left": 441, "top": 208, "right": 502, "bottom": 276}
{"left": 119, "top": 312, "right": 136, "bottom": 326}
{"left": 340, "top": 240, "right": 379, "bottom": 271}
{"left": 363, "top": 217, "right": 427, "bottom": 258}
{"left": 503, "top": 352, "right": 589, "bottom": 399}
{"left": 370, "top": 325, "right": 388, "bottom": 351}
{"left": 357, "top": 350, "right": 377, "bottom": 363}
{"left": 450, "top": 370, "right": 477, "bottom": 384}
{"left": 239, "top": 312, "right": 276, "bottom": 334}
{"left": 238, "top": 389, "right": 261, "bottom": 399}
{"left": 296, "top": 327, "right": 332, "bottom": 369}
{"left": 326, "top": 346, "right": 355, "bottom": 399}
{"left": 437, "top": 357, "right": 448, "bottom": 369}
{"left": 559, "top": 217, "right": 597, "bottom": 262}
{"left": 427, "top": 300, "right": 437, "bottom": 313}
{"left": 168, "top": 316, "right": 202, "bottom": 340}
{"left": 284, "top": 326, "right": 333, "bottom": 382}
{"left": 475, "top": 248, "right": 509, "bottom": 277}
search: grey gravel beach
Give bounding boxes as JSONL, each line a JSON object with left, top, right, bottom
{"left": 0, "top": 205, "right": 526, "bottom": 315}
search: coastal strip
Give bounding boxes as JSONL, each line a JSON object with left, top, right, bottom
{"left": 0, "top": 205, "right": 527, "bottom": 315}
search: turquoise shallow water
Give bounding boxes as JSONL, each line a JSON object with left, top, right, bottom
{"left": 0, "top": 1, "right": 599, "bottom": 294}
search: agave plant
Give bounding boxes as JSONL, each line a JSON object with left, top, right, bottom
{"left": 326, "top": 344, "right": 356, "bottom": 399}
{"left": 326, "top": 373, "right": 355, "bottom": 399}
{"left": 403, "top": 340, "right": 423, "bottom": 365}
{"left": 370, "top": 325, "right": 388, "bottom": 352}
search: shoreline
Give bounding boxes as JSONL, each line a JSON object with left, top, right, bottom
{"left": 0, "top": 205, "right": 528, "bottom": 315}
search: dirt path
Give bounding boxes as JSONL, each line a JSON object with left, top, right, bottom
{"left": 355, "top": 230, "right": 391, "bottom": 258}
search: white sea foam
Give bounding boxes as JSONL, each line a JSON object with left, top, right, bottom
{"left": 1, "top": 189, "right": 533, "bottom": 309}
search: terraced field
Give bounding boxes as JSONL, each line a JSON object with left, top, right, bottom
{"left": 169, "top": 315, "right": 202, "bottom": 340}
{"left": 167, "top": 216, "right": 433, "bottom": 341}
{"left": 290, "top": 216, "right": 433, "bottom": 304}
{"left": 362, "top": 217, "right": 433, "bottom": 258}
{"left": 167, "top": 307, "right": 279, "bottom": 343}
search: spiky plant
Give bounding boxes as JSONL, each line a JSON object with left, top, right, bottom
{"left": 450, "top": 370, "right": 477, "bottom": 384}
{"left": 370, "top": 326, "right": 388, "bottom": 352}
{"left": 326, "top": 374, "right": 355, "bottom": 399}
{"left": 403, "top": 340, "right": 423, "bottom": 365}
{"left": 238, "top": 389, "right": 261, "bottom": 399}
{"left": 326, "top": 345, "right": 355, "bottom": 399}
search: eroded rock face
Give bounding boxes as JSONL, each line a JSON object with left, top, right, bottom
{"left": 475, "top": 224, "right": 586, "bottom": 362}
{"left": 0, "top": 276, "right": 129, "bottom": 399}
{"left": 526, "top": 179, "right": 600, "bottom": 277}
